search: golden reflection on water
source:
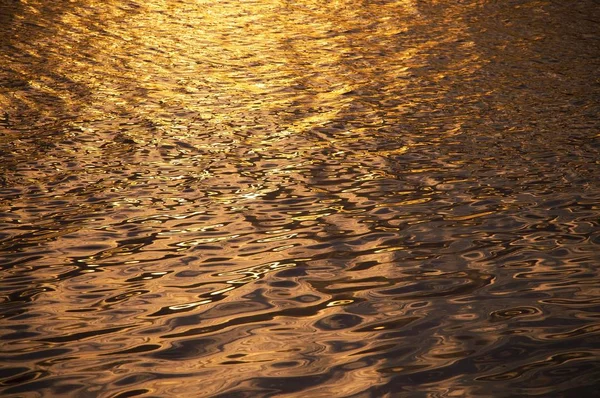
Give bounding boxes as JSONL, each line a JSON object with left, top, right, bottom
{"left": 1, "top": 0, "right": 600, "bottom": 396}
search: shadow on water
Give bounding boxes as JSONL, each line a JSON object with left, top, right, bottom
{"left": 1, "top": 0, "right": 599, "bottom": 397}
{"left": 1, "top": 0, "right": 89, "bottom": 133}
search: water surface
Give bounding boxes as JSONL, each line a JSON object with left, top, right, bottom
{"left": 1, "top": 0, "right": 599, "bottom": 396}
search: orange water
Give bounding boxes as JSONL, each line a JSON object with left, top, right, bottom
{"left": 1, "top": 1, "right": 599, "bottom": 396}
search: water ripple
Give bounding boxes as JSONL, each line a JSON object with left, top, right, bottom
{"left": 1, "top": 0, "right": 599, "bottom": 396}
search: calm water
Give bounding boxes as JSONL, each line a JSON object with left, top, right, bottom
{"left": 1, "top": 0, "right": 599, "bottom": 396}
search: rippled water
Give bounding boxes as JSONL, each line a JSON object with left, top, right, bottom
{"left": 1, "top": 0, "right": 599, "bottom": 396}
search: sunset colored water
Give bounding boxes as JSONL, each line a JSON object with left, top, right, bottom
{"left": 1, "top": 1, "right": 599, "bottom": 396}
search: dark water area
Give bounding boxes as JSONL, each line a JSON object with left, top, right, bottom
{"left": 1, "top": 0, "right": 599, "bottom": 396}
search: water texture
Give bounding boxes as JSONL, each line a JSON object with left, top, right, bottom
{"left": 1, "top": 0, "right": 599, "bottom": 396}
